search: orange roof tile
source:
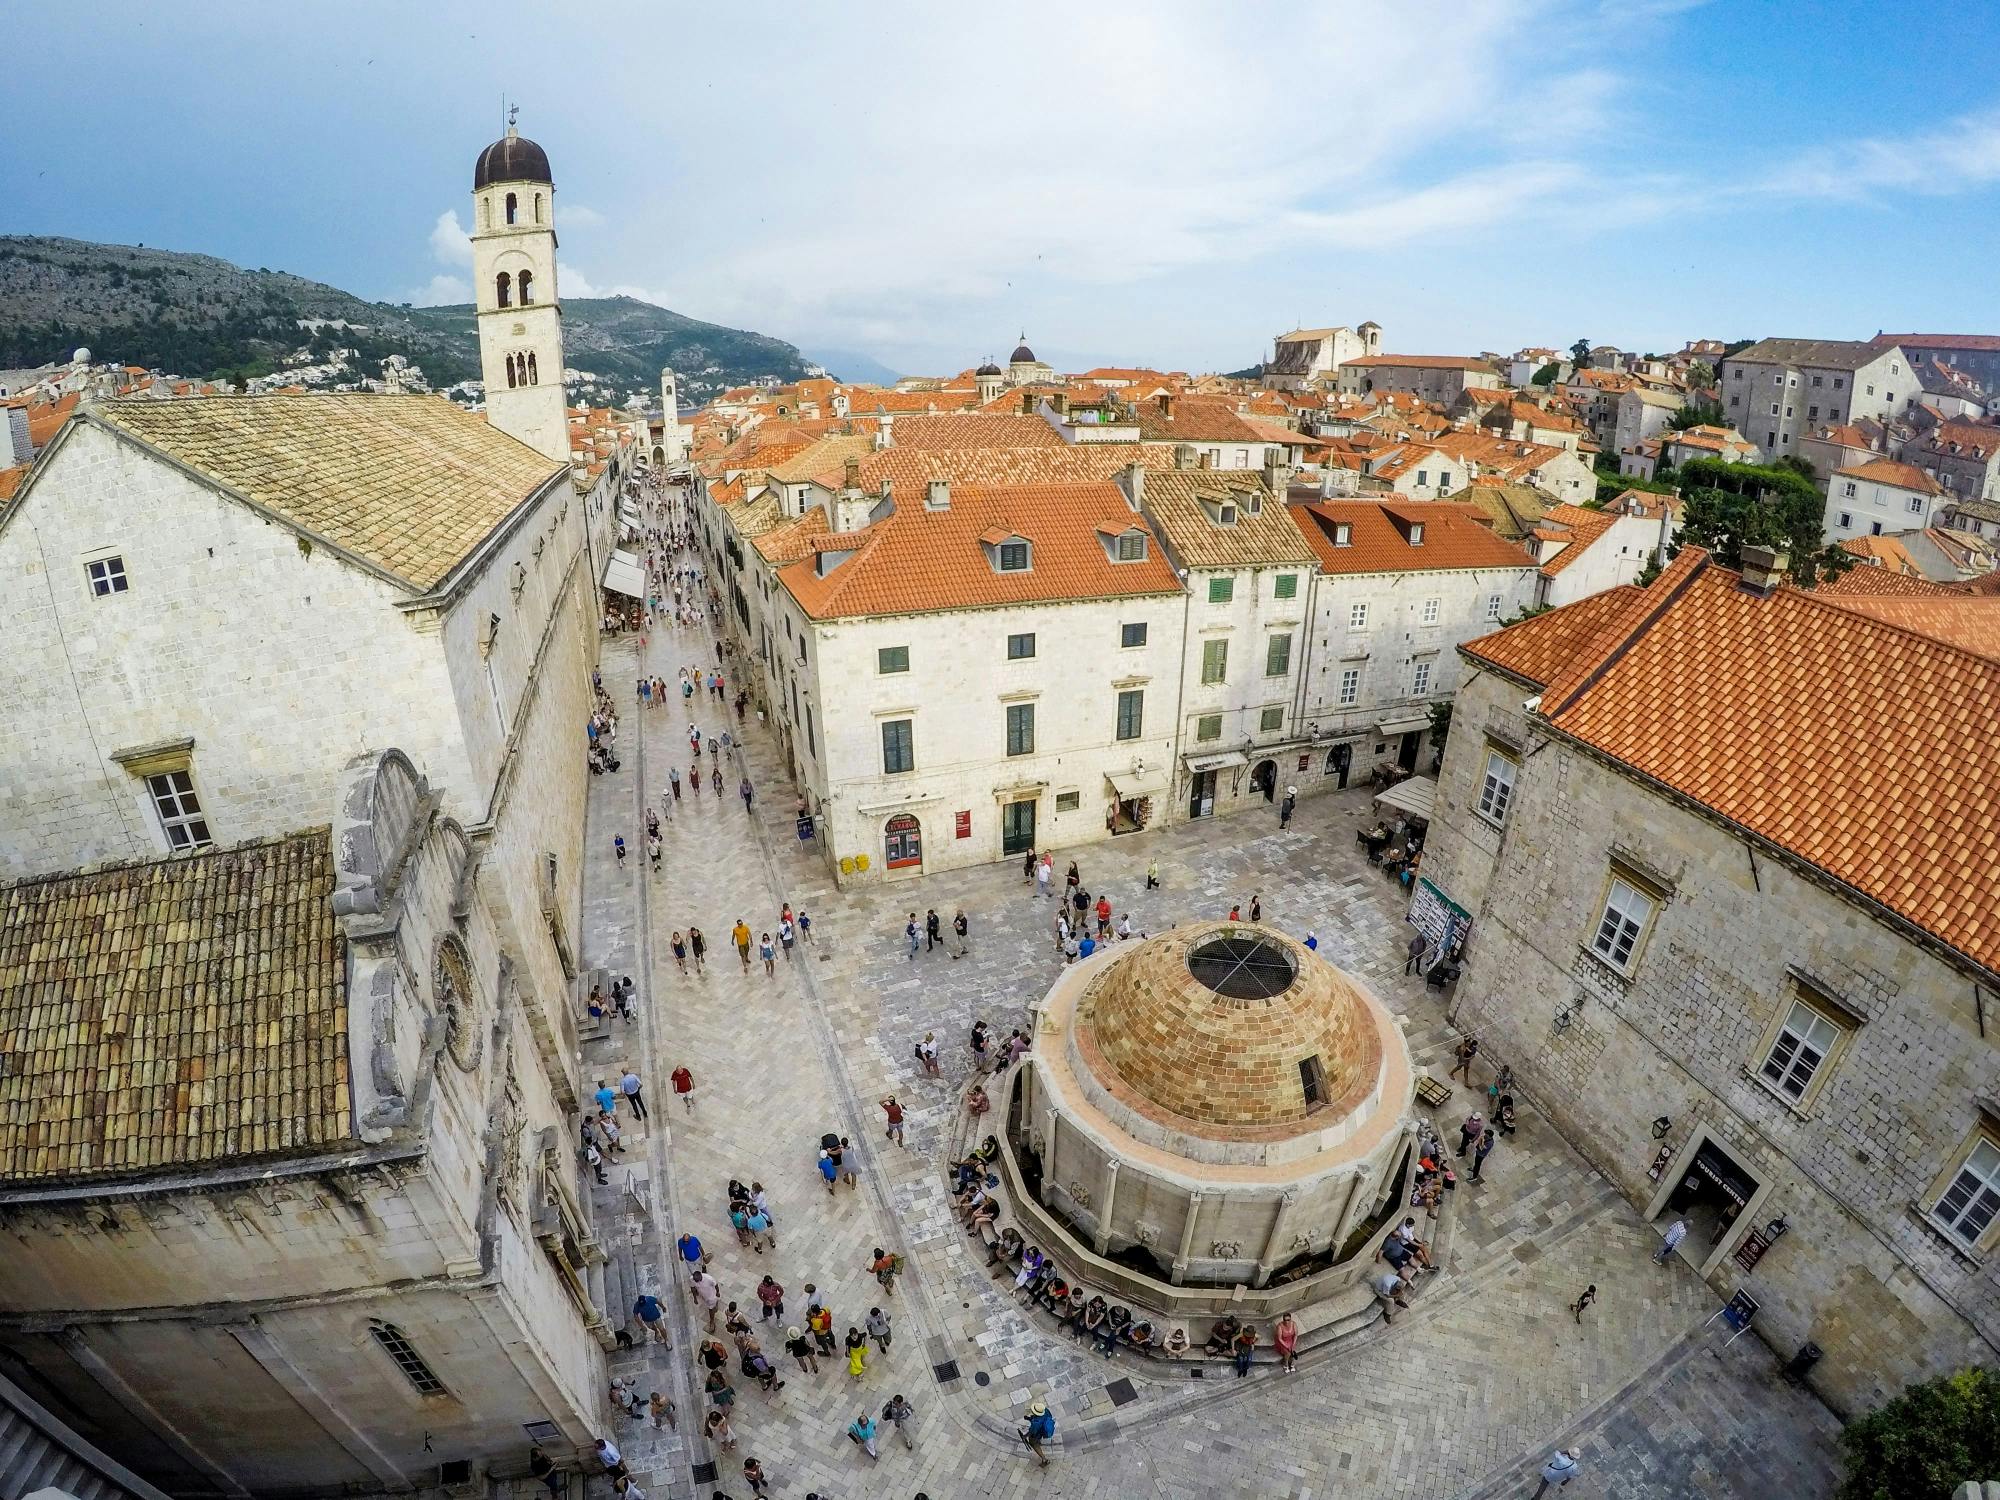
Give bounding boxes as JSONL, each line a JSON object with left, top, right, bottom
{"left": 26, "top": 393, "right": 79, "bottom": 449}
{"left": 1462, "top": 586, "right": 1643, "bottom": 685}
{"left": 1290, "top": 499, "right": 1537, "bottom": 576}
{"left": 1835, "top": 458, "right": 1941, "bottom": 494}
{"left": 0, "top": 465, "right": 25, "bottom": 509}
{"left": 1533, "top": 503, "right": 1619, "bottom": 577}
{"left": 882, "top": 413, "right": 1064, "bottom": 450}
{"left": 1814, "top": 557, "right": 1960, "bottom": 598}
{"left": 776, "top": 480, "right": 1180, "bottom": 621}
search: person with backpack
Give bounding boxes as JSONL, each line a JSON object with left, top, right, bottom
{"left": 869, "top": 1246, "right": 901, "bottom": 1295}
{"left": 1020, "top": 1400, "right": 1055, "bottom": 1467}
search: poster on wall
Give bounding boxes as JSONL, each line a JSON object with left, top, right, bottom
{"left": 1406, "top": 877, "right": 1471, "bottom": 958}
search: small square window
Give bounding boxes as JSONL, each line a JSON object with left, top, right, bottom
{"left": 1120, "top": 622, "right": 1148, "bottom": 648}
{"left": 1421, "top": 598, "right": 1440, "bottom": 624}
{"left": 87, "top": 556, "right": 129, "bottom": 596}
{"left": 146, "top": 769, "right": 212, "bottom": 851}
{"left": 1259, "top": 706, "right": 1284, "bottom": 732}
{"left": 1590, "top": 876, "right": 1655, "bottom": 972}
{"left": 1196, "top": 713, "right": 1222, "bottom": 742}
{"left": 1007, "top": 633, "right": 1036, "bottom": 660}
{"left": 1208, "top": 577, "right": 1235, "bottom": 604}
{"left": 1055, "top": 790, "right": 1081, "bottom": 812}
{"left": 1332, "top": 522, "right": 1352, "bottom": 546}
{"left": 1909, "top": 496, "right": 1926, "bottom": 514}
{"left": 1274, "top": 573, "right": 1298, "bottom": 600}
{"left": 998, "top": 541, "right": 1030, "bottom": 572}
{"left": 1349, "top": 601, "right": 1369, "bottom": 629}
{"left": 877, "top": 645, "right": 909, "bottom": 674}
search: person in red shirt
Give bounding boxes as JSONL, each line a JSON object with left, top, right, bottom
{"left": 1094, "top": 894, "right": 1112, "bottom": 937}
{"left": 880, "top": 1095, "right": 904, "bottom": 1147}
{"left": 671, "top": 1065, "right": 695, "bottom": 1112}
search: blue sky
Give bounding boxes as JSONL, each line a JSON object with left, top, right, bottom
{"left": 5, "top": 1, "right": 2000, "bottom": 378}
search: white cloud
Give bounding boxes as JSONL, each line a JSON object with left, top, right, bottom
{"left": 427, "top": 209, "right": 471, "bottom": 267}
{"left": 406, "top": 273, "right": 471, "bottom": 306}
{"left": 1757, "top": 108, "right": 2000, "bottom": 202}
{"left": 561, "top": 204, "right": 606, "bottom": 230}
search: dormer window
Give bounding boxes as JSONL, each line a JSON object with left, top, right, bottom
{"left": 1333, "top": 522, "right": 1352, "bottom": 546}
{"left": 1115, "top": 531, "right": 1146, "bottom": 562}
{"left": 1218, "top": 503, "right": 1238, "bottom": 526}
{"left": 1408, "top": 522, "right": 1425, "bottom": 546}
{"left": 999, "top": 541, "right": 1030, "bottom": 572}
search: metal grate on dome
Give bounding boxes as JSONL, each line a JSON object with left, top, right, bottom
{"left": 1186, "top": 935, "right": 1297, "bottom": 1000}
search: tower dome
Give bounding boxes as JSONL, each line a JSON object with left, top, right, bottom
{"left": 976, "top": 359, "right": 1003, "bottom": 376}
{"left": 1010, "top": 338, "right": 1037, "bottom": 364}
{"left": 474, "top": 127, "right": 553, "bottom": 189}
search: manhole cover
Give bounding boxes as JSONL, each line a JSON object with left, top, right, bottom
{"left": 1105, "top": 1377, "right": 1138, "bottom": 1407}
{"left": 973, "top": 1370, "right": 991, "bottom": 1387}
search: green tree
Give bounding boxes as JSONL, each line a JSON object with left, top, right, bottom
{"left": 1530, "top": 362, "right": 1559, "bottom": 387}
{"left": 1686, "top": 358, "right": 1715, "bottom": 389}
{"left": 1427, "top": 700, "right": 1452, "bottom": 754}
{"left": 1668, "top": 401, "right": 1725, "bottom": 431}
{"left": 1570, "top": 338, "right": 1593, "bottom": 367}
{"left": 1838, "top": 1366, "right": 1999, "bottom": 1500}
{"left": 1776, "top": 454, "right": 1817, "bottom": 482}
{"left": 1671, "top": 456, "right": 1851, "bottom": 586}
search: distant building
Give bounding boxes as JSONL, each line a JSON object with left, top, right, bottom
{"left": 1719, "top": 338, "right": 1912, "bottom": 461}
{"left": 1262, "top": 322, "right": 1382, "bottom": 391}
{"left": 1872, "top": 333, "right": 2000, "bottom": 391}
{"left": 1823, "top": 458, "right": 1946, "bottom": 542}
{"left": 1335, "top": 355, "right": 1504, "bottom": 405}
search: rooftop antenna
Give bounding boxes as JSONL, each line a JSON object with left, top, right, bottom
{"left": 507, "top": 101, "right": 520, "bottom": 131}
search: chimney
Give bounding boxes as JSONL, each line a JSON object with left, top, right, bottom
{"left": 1050, "top": 392, "right": 1069, "bottom": 417}
{"left": 1738, "top": 544, "right": 1788, "bottom": 597}
{"left": 1021, "top": 391, "right": 1038, "bottom": 416}
{"left": 1175, "top": 442, "right": 1195, "bottom": 471}
{"left": 926, "top": 479, "right": 951, "bottom": 511}
{"left": 1119, "top": 462, "right": 1145, "bottom": 509}
{"left": 842, "top": 456, "right": 861, "bottom": 491}
{"left": 873, "top": 412, "right": 896, "bottom": 450}
{"left": 1157, "top": 393, "right": 1175, "bottom": 420}
{"left": 1263, "top": 450, "right": 1291, "bottom": 500}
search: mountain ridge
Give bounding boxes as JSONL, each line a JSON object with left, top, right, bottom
{"left": 0, "top": 235, "right": 817, "bottom": 403}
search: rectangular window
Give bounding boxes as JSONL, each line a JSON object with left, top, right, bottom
{"left": 1412, "top": 661, "right": 1431, "bottom": 695}
{"left": 877, "top": 645, "right": 909, "bottom": 674}
{"left": 1812, "top": 375, "right": 1822, "bottom": 387}
{"left": 1349, "top": 601, "right": 1369, "bottom": 629}
{"left": 1274, "top": 573, "right": 1298, "bottom": 600}
{"left": 1590, "top": 877, "right": 1655, "bottom": 972}
{"left": 1196, "top": 713, "right": 1222, "bottom": 741}
{"left": 1201, "top": 639, "right": 1228, "bottom": 684}
{"left": 1808, "top": 405, "right": 1818, "bottom": 420}
{"left": 370, "top": 1323, "right": 447, "bottom": 1397}
{"left": 1259, "top": 706, "right": 1284, "bottom": 732}
{"left": 146, "top": 770, "right": 211, "bottom": 851}
{"left": 1055, "top": 790, "right": 1081, "bottom": 812}
{"left": 1486, "top": 594, "right": 1502, "bottom": 620}
{"left": 1120, "top": 621, "right": 1148, "bottom": 648}
{"left": 1758, "top": 998, "right": 1843, "bottom": 1104}
{"left": 998, "top": 541, "right": 1030, "bottom": 571}
{"left": 1421, "top": 598, "right": 1440, "bottom": 624}
{"left": 1339, "top": 668, "right": 1359, "bottom": 705}
{"left": 1265, "top": 632, "right": 1292, "bottom": 677}
{"left": 1297, "top": 1055, "right": 1326, "bottom": 1109}
{"left": 1007, "top": 632, "right": 1036, "bottom": 660}
{"left": 1005, "top": 703, "right": 1035, "bottom": 757}
{"left": 1932, "top": 1137, "right": 2000, "bottom": 1247}
{"left": 1834, "top": 377, "right": 1844, "bottom": 390}
{"left": 1477, "top": 750, "right": 1517, "bottom": 825}
{"left": 86, "top": 556, "right": 129, "bottom": 596}
{"left": 1208, "top": 577, "right": 1235, "bottom": 604}
{"left": 1115, "top": 689, "right": 1143, "bottom": 741}
{"left": 881, "top": 719, "right": 913, "bottom": 774}
{"left": 1839, "top": 512, "right": 1851, "bottom": 529}
{"left": 1909, "top": 496, "right": 1926, "bottom": 514}
{"left": 1115, "top": 532, "right": 1146, "bottom": 561}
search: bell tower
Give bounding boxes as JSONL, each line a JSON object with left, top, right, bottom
{"left": 471, "top": 116, "right": 568, "bottom": 464}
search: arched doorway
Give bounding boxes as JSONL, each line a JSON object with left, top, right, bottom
{"left": 1251, "top": 759, "right": 1278, "bottom": 801}
{"left": 884, "top": 814, "right": 923, "bottom": 872}
{"left": 652, "top": 445, "right": 665, "bottom": 466}
{"left": 1326, "top": 743, "right": 1351, "bottom": 789}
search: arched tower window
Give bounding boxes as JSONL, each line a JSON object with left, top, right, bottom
{"left": 505, "top": 192, "right": 518, "bottom": 225}
{"left": 480, "top": 195, "right": 491, "bottom": 229}
{"left": 534, "top": 193, "right": 544, "bottom": 224}
{"left": 506, "top": 355, "right": 518, "bottom": 389}
{"left": 518, "top": 269, "right": 534, "bottom": 305}
{"left": 528, "top": 352, "right": 539, "bottom": 386}
{"left": 495, "top": 272, "right": 512, "bottom": 309}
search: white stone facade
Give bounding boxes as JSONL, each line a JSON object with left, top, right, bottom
{"left": 473, "top": 155, "right": 569, "bottom": 465}
{"left": 1720, "top": 342, "right": 1911, "bottom": 462}
{"left": 1823, "top": 468, "right": 1942, "bottom": 543}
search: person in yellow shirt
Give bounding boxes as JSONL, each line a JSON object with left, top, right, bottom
{"left": 731, "top": 919, "right": 752, "bottom": 970}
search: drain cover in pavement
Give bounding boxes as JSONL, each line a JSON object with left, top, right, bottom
{"left": 690, "top": 1461, "right": 718, "bottom": 1483}
{"left": 933, "top": 1359, "right": 961, "bottom": 1383}
{"left": 1189, "top": 1366, "right": 1205, "bottom": 1378}
{"left": 973, "top": 1369, "right": 991, "bottom": 1387}
{"left": 1105, "top": 1377, "right": 1138, "bottom": 1407}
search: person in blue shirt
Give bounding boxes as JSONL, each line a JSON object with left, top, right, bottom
{"left": 677, "top": 1233, "right": 706, "bottom": 1271}
{"left": 1078, "top": 934, "right": 1096, "bottom": 959}
{"left": 817, "top": 1150, "right": 839, "bottom": 1195}
{"left": 632, "top": 1293, "right": 669, "bottom": 1346}
{"left": 847, "top": 1412, "right": 879, "bottom": 1459}
{"left": 1021, "top": 1400, "right": 1055, "bottom": 1467}
{"left": 1304, "top": 930, "right": 1319, "bottom": 951}
{"left": 595, "top": 1080, "right": 618, "bottom": 1116}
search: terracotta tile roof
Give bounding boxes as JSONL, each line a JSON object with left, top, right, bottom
{"left": 27, "top": 393, "right": 79, "bottom": 449}
{"left": 1131, "top": 396, "right": 1273, "bottom": 444}
{"left": 1342, "top": 355, "right": 1500, "bottom": 373}
{"left": 839, "top": 387, "right": 981, "bottom": 416}
{"left": 1921, "top": 422, "right": 2000, "bottom": 461}
{"left": 1814, "top": 556, "right": 1961, "bottom": 598}
{"left": 1839, "top": 535, "right": 1925, "bottom": 575}
{"left": 1498, "top": 550, "right": 2000, "bottom": 973}
{"left": 0, "top": 465, "right": 25, "bottom": 509}
{"left": 1533, "top": 503, "right": 1619, "bottom": 577}
{"left": 1139, "top": 470, "right": 1317, "bottom": 569}
{"left": 1458, "top": 480, "right": 1554, "bottom": 540}
{"left": 846, "top": 442, "right": 1183, "bottom": 494}
{"left": 1836, "top": 458, "right": 1941, "bottom": 494}
{"left": 1462, "top": 585, "right": 1642, "bottom": 684}
{"left": 87, "top": 395, "right": 564, "bottom": 592}
{"left": 1290, "top": 499, "right": 1537, "bottom": 576}
{"left": 0, "top": 830, "right": 350, "bottom": 1185}
{"left": 776, "top": 480, "right": 1180, "bottom": 621}
{"left": 1427, "top": 430, "right": 1569, "bottom": 482}
{"left": 1819, "top": 595, "right": 2000, "bottom": 662}
{"left": 760, "top": 434, "right": 875, "bottom": 485}
{"left": 1814, "top": 424, "right": 1877, "bottom": 450}
{"left": 881, "top": 413, "right": 1064, "bottom": 450}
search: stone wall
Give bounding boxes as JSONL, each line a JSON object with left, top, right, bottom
{"left": 1423, "top": 667, "right": 2000, "bottom": 1413}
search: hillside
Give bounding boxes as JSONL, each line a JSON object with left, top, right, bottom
{"left": 0, "top": 236, "right": 817, "bottom": 403}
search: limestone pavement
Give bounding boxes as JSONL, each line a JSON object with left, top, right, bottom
{"left": 566, "top": 597, "right": 1841, "bottom": 1500}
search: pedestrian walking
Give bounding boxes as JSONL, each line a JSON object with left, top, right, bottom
{"left": 671, "top": 931, "right": 688, "bottom": 973}
{"left": 703, "top": 1409, "right": 736, "bottom": 1452}
{"left": 1146, "top": 856, "right": 1160, "bottom": 889}
{"left": 883, "top": 1392, "right": 915, "bottom": 1449}
{"left": 784, "top": 1325, "right": 818, "bottom": 1374}
{"left": 1280, "top": 786, "right": 1296, "bottom": 828}
{"left": 1249, "top": 893, "right": 1262, "bottom": 923}
{"left": 1406, "top": 932, "right": 1428, "bottom": 975}
{"left": 688, "top": 928, "right": 706, "bottom": 972}
{"left": 949, "top": 907, "right": 968, "bottom": 958}
{"left": 880, "top": 1095, "right": 905, "bottom": 1147}
{"left": 924, "top": 907, "right": 941, "bottom": 952}
{"left": 817, "top": 1148, "right": 838, "bottom": 1195}
{"left": 648, "top": 834, "right": 662, "bottom": 873}
{"left": 869, "top": 1246, "right": 901, "bottom": 1295}
{"left": 672, "top": 1064, "right": 695, "bottom": 1111}
{"left": 1232, "top": 1323, "right": 1257, "bottom": 1377}
{"left": 844, "top": 1326, "right": 868, "bottom": 1377}
{"left": 1570, "top": 1284, "right": 1597, "bottom": 1323}
{"left": 741, "top": 1457, "right": 769, "bottom": 1497}
{"left": 1273, "top": 1311, "right": 1299, "bottom": 1372}
{"left": 691, "top": 1271, "right": 720, "bottom": 1330}
{"left": 584, "top": 1139, "right": 607, "bottom": 1184}
{"left": 798, "top": 908, "right": 813, "bottom": 944}
{"left": 621, "top": 1069, "right": 647, "bottom": 1120}
{"left": 808, "top": 1303, "right": 837, "bottom": 1356}
{"left": 756, "top": 1275, "right": 785, "bottom": 1322}
{"left": 1450, "top": 1032, "right": 1480, "bottom": 1081}
{"left": 740, "top": 777, "right": 754, "bottom": 813}
{"left": 865, "top": 1306, "right": 893, "bottom": 1352}
{"left": 592, "top": 1436, "right": 627, "bottom": 1480}
{"left": 779, "top": 913, "right": 796, "bottom": 960}
{"left": 1020, "top": 1401, "right": 1055, "bottom": 1467}
{"left": 669, "top": 767, "right": 681, "bottom": 801}
{"left": 746, "top": 1205, "right": 774, "bottom": 1252}
{"left": 649, "top": 1392, "right": 675, "bottom": 1430}
{"left": 1456, "top": 1110, "right": 1485, "bottom": 1157}
{"left": 677, "top": 1231, "right": 708, "bottom": 1273}
{"left": 916, "top": 1031, "right": 941, "bottom": 1076}
{"left": 1036, "top": 854, "right": 1053, "bottom": 898}
{"left": 1531, "top": 1448, "right": 1581, "bottom": 1496}
{"left": 1472, "top": 1128, "right": 1496, "bottom": 1180}
{"left": 905, "top": 913, "right": 920, "bottom": 960}
{"left": 528, "top": 1446, "right": 565, "bottom": 1499}
{"left": 733, "top": 919, "right": 753, "bottom": 970}
{"left": 1372, "top": 1270, "right": 1411, "bottom": 1323}
{"left": 1654, "top": 1218, "right": 1689, "bottom": 1264}
{"left": 847, "top": 1412, "right": 879, "bottom": 1460}
{"left": 837, "top": 1136, "right": 857, "bottom": 1188}
{"left": 594, "top": 1079, "right": 618, "bottom": 1117}
{"left": 614, "top": 835, "right": 627, "bottom": 865}
{"left": 759, "top": 933, "right": 776, "bottom": 975}
{"left": 1094, "top": 893, "right": 1111, "bottom": 937}
{"left": 632, "top": 1292, "right": 670, "bottom": 1347}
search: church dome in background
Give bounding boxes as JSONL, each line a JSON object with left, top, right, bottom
{"left": 474, "top": 129, "right": 552, "bottom": 190}
{"left": 1010, "top": 341, "right": 1037, "bottom": 364}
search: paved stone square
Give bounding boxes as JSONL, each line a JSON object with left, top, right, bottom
{"left": 566, "top": 606, "right": 1842, "bottom": 1500}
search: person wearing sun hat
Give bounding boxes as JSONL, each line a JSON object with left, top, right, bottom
{"left": 1020, "top": 1399, "right": 1055, "bottom": 1467}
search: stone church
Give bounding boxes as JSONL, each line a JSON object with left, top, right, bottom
{"left": 0, "top": 125, "right": 629, "bottom": 1493}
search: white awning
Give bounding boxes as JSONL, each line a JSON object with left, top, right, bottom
{"left": 1375, "top": 714, "right": 1433, "bottom": 737}
{"left": 1372, "top": 775, "right": 1437, "bottom": 821}
{"left": 601, "top": 550, "right": 646, "bottom": 599}
{"left": 1183, "top": 750, "right": 1248, "bottom": 774}
{"left": 1106, "top": 770, "right": 1168, "bottom": 799}
{"left": 618, "top": 500, "right": 643, "bottom": 527}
